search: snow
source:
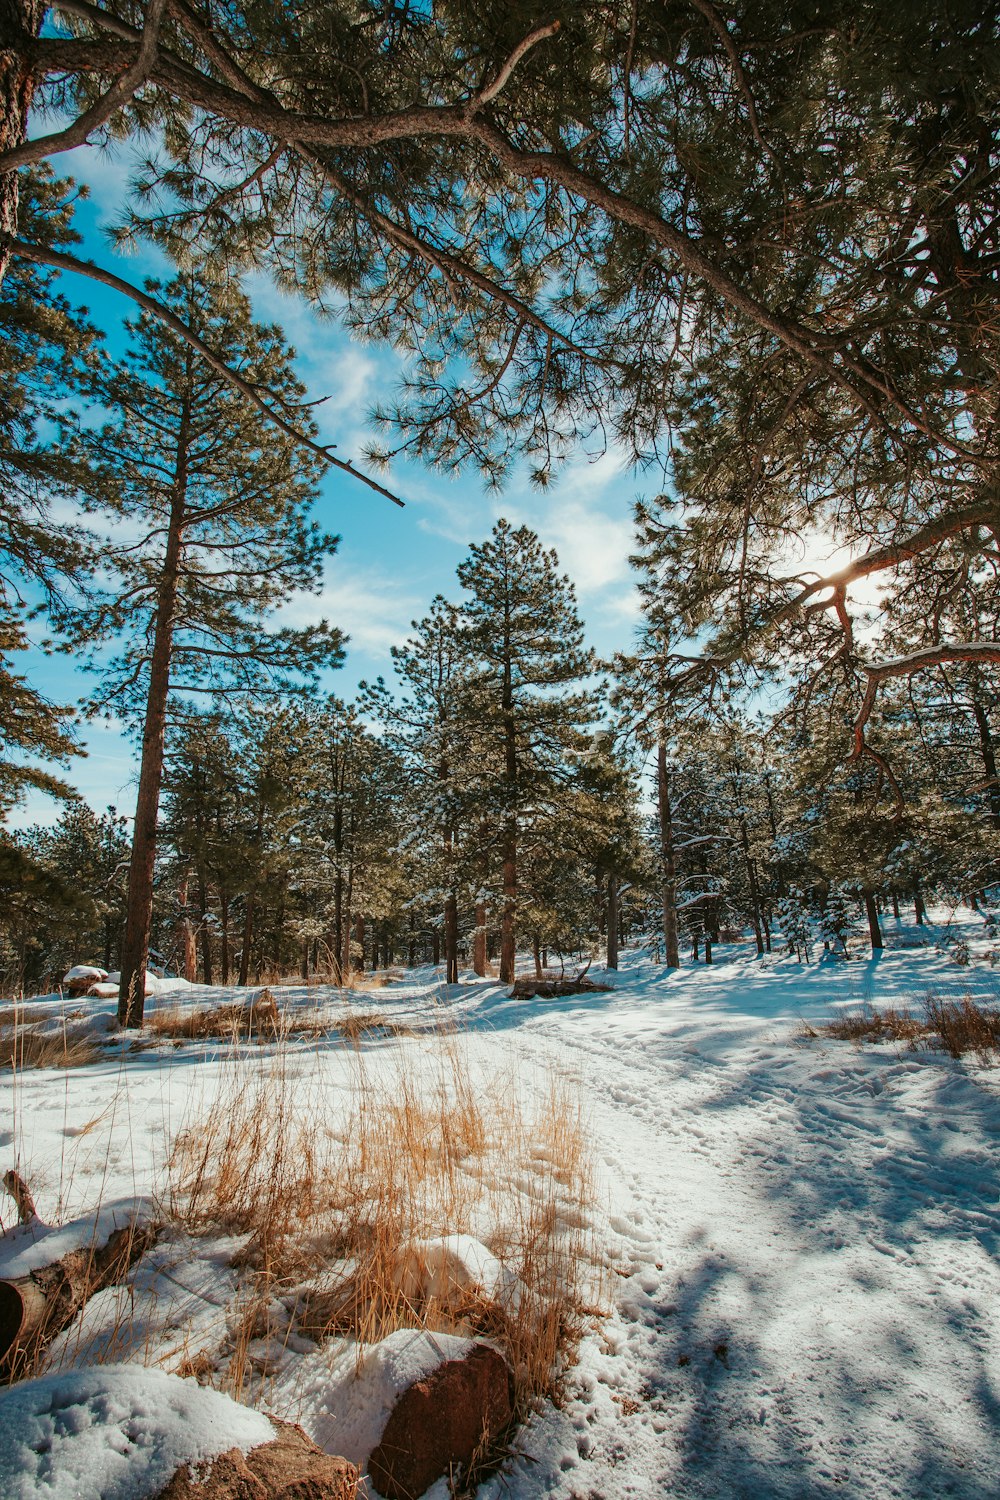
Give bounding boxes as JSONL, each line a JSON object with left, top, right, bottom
{"left": 0, "top": 1199, "right": 156, "bottom": 1280}
{"left": 0, "top": 1365, "right": 273, "bottom": 1500}
{"left": 4, "top": 918, "right": 1000, "bottom": 1496}
{"left": 60, "top": 967, "right": 107, "bottom": 985}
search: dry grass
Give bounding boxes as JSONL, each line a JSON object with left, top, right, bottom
{"left": 925, "top": 993, "right": 1000, "bottom": 1062}
{"left": 146, "top": 990, "right": 324, "bottom": 1044}
{"left": 806, "top": 1004, "right": 926, "bottom": 1045}
{"left": 146, "top": 992, "right": 410, "bottom": 1049}
{"left": 0, "top": 1021, "right": 101, "bottom": 1072}
{"left": 168, "top": 1035, "right": 601, "bottom": 1416}
{"left": 808, "top": 992, "right": 1000, "bottom": 1063}
{"left": 332, "top": 1011, "right": 408, "bottom": 1043}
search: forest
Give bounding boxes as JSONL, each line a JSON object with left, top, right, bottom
{"left": 0, "top": 3, "right": 999, "bottom": 1498}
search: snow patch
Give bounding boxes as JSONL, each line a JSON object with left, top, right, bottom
{"left": 0, "top": 1365, "right": 274, "bottom": 1500}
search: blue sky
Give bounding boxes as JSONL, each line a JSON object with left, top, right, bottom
{"left": 14, "top": 136, "right": 653, "bottom": 826}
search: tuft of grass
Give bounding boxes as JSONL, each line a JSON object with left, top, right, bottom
{"left": 168, "top": 1035, "right": 601, "bottom": 1418}
{"left": 808, "top": 1004, "right": 925, "bottom": 1046}
{"left": 332, "top": 1011, "right": 407, "bottom": 1044}
{"left": 925, "top": 993, "right": 1000, "bottom": 1062}
{"left": 809, "top": 992, "right": 1000, "bottom": 1063}
{"left": 146, "top": 990, "right": 323, "bottom": 1044}
{"left": 0, "top": 1022, "right": 100, "bottom": 1072}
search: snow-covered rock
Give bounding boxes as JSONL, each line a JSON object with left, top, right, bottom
{"left": 0, "top": 1365, "right": 274, "bottom": 1500}
{"left": 61, "top": 966, "right": 108, "bottom": 996}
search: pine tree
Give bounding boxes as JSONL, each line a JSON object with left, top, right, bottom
{"left": 365, "top": 597, "right": 477, "bottom": 984}
{"left": 77, "top": 271, "right": 344, "bottom": 1025}
{"left": 457, "top": 520, "right": 596, "bottom": 983}
{"left": 0, "top": 168, "right": 99, "bottom": 812}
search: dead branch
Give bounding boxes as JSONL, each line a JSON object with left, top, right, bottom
{"left": 2, "top": 1171, "right": 37, "bottom": 1227}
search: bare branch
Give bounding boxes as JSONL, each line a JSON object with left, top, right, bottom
{"left": 469, "top": 20, "right": 561, "bottom": 111}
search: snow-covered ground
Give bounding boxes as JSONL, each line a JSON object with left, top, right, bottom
{"left": 3, "top": 922, "right": 1000, "bottom": 1498}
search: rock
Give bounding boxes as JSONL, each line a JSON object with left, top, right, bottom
{"left": 159, "top": 1419, "right": 358, "bottom": 1500}
{"left": 62, "top": 964, "right": 108, "bottom": 997}
{"left": 367, "top": 1343, "right": 512, "bottom": 1500}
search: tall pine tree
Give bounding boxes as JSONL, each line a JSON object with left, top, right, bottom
{"left": 78, "top": 270, "right": 344, "bottom": 1025}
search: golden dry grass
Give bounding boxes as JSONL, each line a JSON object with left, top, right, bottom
{"left": 0, "top": 1022, "right": 100, "bottom": 1072}
{"left": 146, "top": 990, "right": 324, "bottom": 1044}
{"left": 332, "top": 1011, "right": 408, "bottom": 1043}
{"left": 808, "top": 992, "right": 1000, "bottom": 1062}
{"left": 168, "top": 1035, "right": 601, "bottom": 1414}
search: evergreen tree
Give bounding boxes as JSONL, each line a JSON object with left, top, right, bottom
{"left": 0, "top": 168, "right": 99, "bottom": 812}
{"left": 457, "top": 520, "right": 596, "bottom": 983}
{"left": 77, "top": 271, "right": 344, "bottom": 1025}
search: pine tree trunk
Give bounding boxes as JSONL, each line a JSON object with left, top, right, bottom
{"left": 499, "top": 631, "right": 518, "bottom": 984}
{"left": 443, "top": 891, "right": 459, "bottom": 984}
{"left": 118, "top": 399, "right": 191, "bottom": 1027}
{"left": 472, "top": 901, "right": 487, "bottom": 977}
{"left": 220, "top": 891, "right": 231, "bottom": 982}
{"left": 914, "top": 880, "right": 926, "bottom": 926}
{"left": 331, "top": 871, "right": 343, "bottom": 985}
{"left": 176, "top": 873, "right": 197, "bottom": 982}
{"left": 500, "top": 841, "right": 516, "bottom": 982}
{"left": 197, "top": 867, "right": 213, "bottom": 985}
{"left": 865, "top": 891, "right": 883, "bottom": 951}
{"left": 0, "top": 0, "right": 42, "bottom": 287}
{"left": 532, "top": 931, "right": 542, "bottom": 979}
{"left": 606, "top": 874, "right": 619, "bottom": 970}
{"left": 301, "top": 939, "right": 310, "bottom": 982}
{"left": 656, "top": 742, "right": 681, "bottom": 968}
{"left": 341, "top": 866, "right": 354, "bottom": 981}
{"left": 972, "top": 698, "right": 1000, "bottom": 827}
{"left": 238, "top": 894, "right": 254, "bottom": 985}
{"left": 355, "top": 913, "right": 365, "bottom": 972}
{"left": 740, "top": 820, "right": 765, "bottom": 956}
{"left": 891, "top": 888, "right": 900, "bottom": 920}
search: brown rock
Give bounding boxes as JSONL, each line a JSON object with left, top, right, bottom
{"left": 367, "top": 1343, "right": 512, "bottom": 1500}
{"left": 157, "top": 1419, "right": 358, "bottom": 1500}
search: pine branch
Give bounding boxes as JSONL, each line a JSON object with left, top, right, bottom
{"left": 4, "top": 236, "right": 407, "bottom": 507}
{"left": 2, "top": 1, "right": 169, "bottom": 176}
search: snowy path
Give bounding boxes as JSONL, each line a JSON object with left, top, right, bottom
{"left": 478, "top": 954, "right": 1000, "bottom": 1499}
{"left": 5, "top": 941, "right": 1000, "bottom": 1498}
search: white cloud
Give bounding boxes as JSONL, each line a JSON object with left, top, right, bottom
{"left": 277, "top": 556, "right": 423, "bottom": 663}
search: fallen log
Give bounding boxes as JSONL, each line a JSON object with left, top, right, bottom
{"left": 0, "top": 1218, "right": 158, "bottom": 1380}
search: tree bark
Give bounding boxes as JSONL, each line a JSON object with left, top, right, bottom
{"left": 238, "top": 893, "right": 254, "bottom": 985}
{"left": 443, "top": 890, "right": 459, "bottom": 984}
{"left": 331, "top": 869, "right": 343, "bottom": 986}
{"left": 972, "top": 697, "right": 1000, "bottom": 827}
{"left": 118, "top": 394, "right": 191, "bottom": 1027}
{"left": 656, "top": 742, "right": 680, "bottom": 967}
{"left": 220, "top": 889, "right": 231, "bottom": 982}
{"left": 865, "top": 890, "right": 884, "bottom": 951}
{"left": 196, "top": 865, "right": 213, "bottom": 985}
{"left": 606, "top": 873, "right": 619, "bottom": 970}
{"left": 176, "top": 871, "right": 197, "bottom": 982}
{"left": 472, "top": 900, "right": 487, "bottom": 976}
{"left": 0, "top": 0, "right": 43, "bottom": 286}
{"left": 913, "top": 881, "right": 926, "bottom": 926}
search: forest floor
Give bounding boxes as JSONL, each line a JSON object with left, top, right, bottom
{"left": 3, "top": 918, "right": 1000, "bottom": 1498}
